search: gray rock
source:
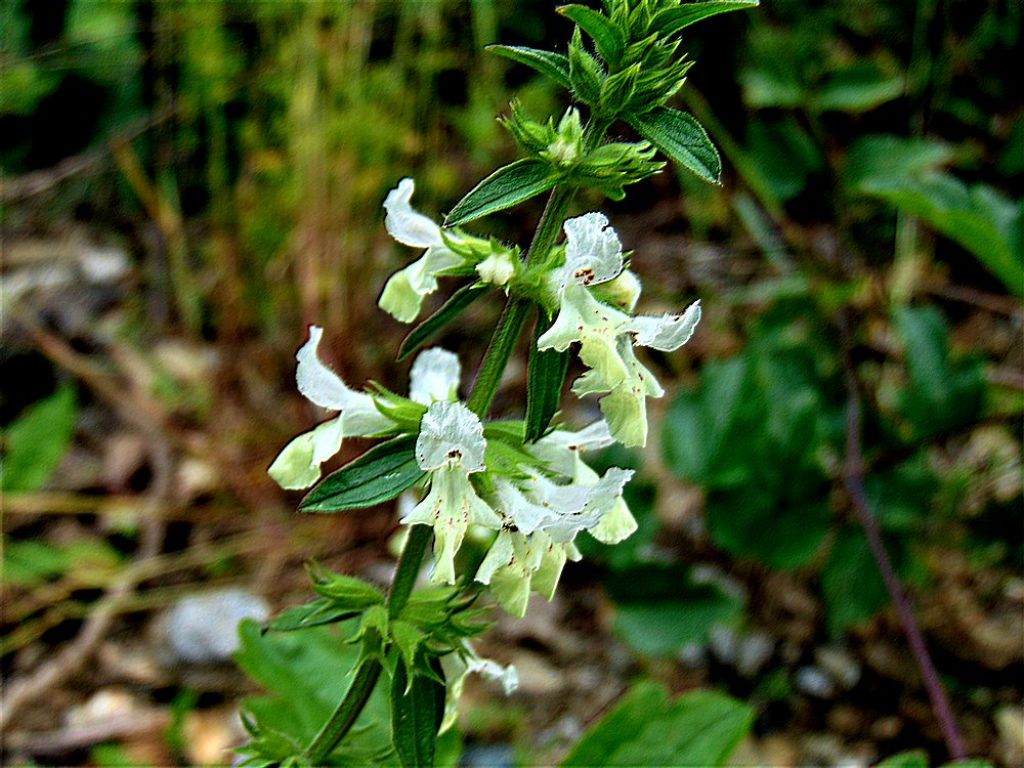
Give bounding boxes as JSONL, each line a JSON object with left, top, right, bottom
{"left": 163, "top": 588, "right": 269, "bottom": 664}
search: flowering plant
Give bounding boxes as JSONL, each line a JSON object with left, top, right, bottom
{"left": 239, "top": 1, "right": 758, "bottom": 765}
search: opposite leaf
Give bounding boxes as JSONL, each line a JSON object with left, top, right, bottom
{"left": 630, "top": 107, "right": 722, "bottom": 184}
{"left": 300, "top": 435, "right": 425, "bottom": 513}
{"left": 487, "top": 45, "right": 572, "bottom": 91}
{"left": 446, "top": 159, "right": 558, "bottom": 227}
{"left": 652, "top": 0, "right": 760, "bottom": 37}
{"left": 391, "top": 657, "right": 445, "bottom": 768}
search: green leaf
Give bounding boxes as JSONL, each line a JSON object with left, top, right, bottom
{"left": 265, "top": 597, "right": 361, "bottom": 632}
{"left": 563, "top": 682, "right": 754, "bottom": 767}
{"left": 2, "top": 384, "right": 77, "bottom": 493}
{"left": 486, "top": 45, "right": 572, "bottom": 90}
{"left": 893, "top": 306, "right": 986, "bottom": 437}
{"left": 309, "top": 566, "right": 386, "bottom": 607}
{"left": 605, "top": 565, "right": 743, "bottom": 657}
{"left": 844, "top": 135, "right": 954, "bottom": 190}
{"left": 398, "top": 282, "right": 488, "bottom": 361}
{"left": 821, "top": 529, "right": 890, "bottom": 635}
{"left": 652, "top": 1, "right": 760, "bottom": 36}
{"left": 445, "top": 159, "right": 558, "bottom": 227}
{"left": 236, "top": 620, "right": 394, "bottom": 764}
{"left": 813, "top": 61, "right": 904, "bottom": 113}
{"left": 300, "top": 435, "right": 425, "bottom": 513}
{"left": 525, "top": 312, "right": 570, "bottom": 442}
{"left": 707, "top": 489, "right": 830, "bottom": 569}
{"left": 663, "top": 358, "right": 752, "bottom": 487}
{"left": 877, "top": 750, "right": 929, "bottom": 768}
{"left": 846, "top": 138, "right": 1023, "bottom": 294}
{"left": 558, "top": 5, "right": 625, "bottom": 65}
{"left": 630, "top": 107, "right": 721, "bottom": 183}
{"left": 391, "top": 657, "right": 445, "bottom": 768}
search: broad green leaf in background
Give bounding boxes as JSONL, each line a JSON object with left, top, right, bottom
{"left": 745, "top": 117, "right": 823, "bottom": 202}
{"left": 877, "top": 751, "right": 929, "bottom": 768}
{"left": 663, "top": 357, "right": 752, "bottom": 488}
{"left": 1, "top": 538, "right": 122, "bottom": 587}
{"left": 820, "top": 528, "right": 890, "bottom": 635}
{"left": 846, "top": 136, "right": 1023, "bottom": 295}
{"left": 1, "top": 384, "right": 78, "bottom": 493}
{"left": 813, "top": 60, "right": 904, "bottom": 113}
{"left": 563, "top": 681, "right": 754, "bottom": 767}
{"left": 706, "top": 488, "right": 831, "bottom": 569}
{"left": 844, "top": 135, "right": 954, "bottom": 190}
{"left": 445, "top": 159, "right": 558, "bottom": 227}
{"left": 893, "top": 306, "right": 986, "bottom": 438}
{"left": 604, "top": 564, "right": 744, "bottom": 657}
{"left": 630, "top": 107, "right": 722, "bottom": 183}
{"left": 236, "top": 620, "right": 393, "bottom": 765}
{"left": 300, "top": 435, "right": 425, "bottom": 513}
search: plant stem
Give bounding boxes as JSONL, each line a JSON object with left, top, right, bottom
{"left": 840, "top": 320, "right": 966, "bottom": 760}
{"left": 467, "top": 187, "right": 573, "bottom": 417}
{"left": 302, "top": 660, "right": 383, "bottom": 765}
{"left": 387, "top": 524, "right": 433, "bottom": 619}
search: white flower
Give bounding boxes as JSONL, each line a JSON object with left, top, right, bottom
{"left": 536, "top": 212, "right": 701, "bottom": 447}
{"left": 475, "top": 250, "right": 516, "bottom": 287}
{"left": 268, "top": 326, "right": 394, "bottom": 490}
{"left": 379, "top": 178, "right": 464, "bottom": 323}
{"left": 409, "top": 348, "right": 461, "bottom": 405}
{"left": 440, "top": 641, "right": 518, "bottom": 732}
{"left": 268, "top": 329, "right": 465, "bottom": 491}
{"left": 473, "top": 418, "right": 636, "bottom": 617}
{"left": 400, "top": 401, "right": 501, "bottom": 584}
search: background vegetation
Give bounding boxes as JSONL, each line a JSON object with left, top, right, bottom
{"left": 2, "top": 0, "right": 1020, "bottom": 765}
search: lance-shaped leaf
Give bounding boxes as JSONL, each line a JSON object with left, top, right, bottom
{"left": 264, "top": 597, "right": 360, "bottom": 633}
{"left": 300, "top": 434, "right": 425, "bottom": 513}
{"left": 525, "top": 311, "right": 570, "bottom": 442}
{"left": 652, "top": 0, "right": 760, "bottom": 36}
{"left": 391, "top": 657, "right": 445, "bottom": 768}
{"left": 629, "top": 107, "right": 721, "bottom": 184}
{"left": 487, "top": 45, "right": 572, "bottom": 90}
{"left": 445, "top": 159, "right": 558, "bottom": 227}
{"left": 398, "top": 282, "right": 489, "bottom": 361}
{"left": 558, "top": 5, "right": 625, "bottom": 65}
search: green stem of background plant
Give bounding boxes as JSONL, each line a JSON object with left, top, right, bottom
{"left": 302, "top": 118, "right": 607, "bottom": 762}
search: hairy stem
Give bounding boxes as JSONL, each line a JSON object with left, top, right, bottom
{"left": 302, "top": 661, "right": 383, "bottom": 764}
{"left": 467, "top": 186, "right": 574, "bottom": 416}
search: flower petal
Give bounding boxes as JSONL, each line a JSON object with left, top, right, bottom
{"left": 267, "top": 415, "right": 345, "bottom": 490}
{"left": 379, "top": 247, "right": 463, "bottom": 323}
{"left": 383, "top": 178, "right": 444, "bottom": 249}
{"left": 296, "top": 327, "right": 394, "bottom": 433}
{"left": 475, "top": 251, "right": 516, "bottom": 287}
{"left": 562, "top": 212, "right": 624, "bottom": 288}
{"left": 415, "top": 401, "right": 487, "bottom": 472}
{"left": 401, "top": 466, "right": 500, "bottom": 584}
{"left": 630, "top": 300, "right": 701, "bottom": 351}
{"left": 409, "top": 348, "right": 461, "bottom": 405}
{"left": 529, "top": 419, "right": 615, "bottom": 477}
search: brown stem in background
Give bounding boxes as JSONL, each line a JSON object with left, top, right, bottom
{"left": 838, "top": 315, "right": 967, "bottom": 760}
